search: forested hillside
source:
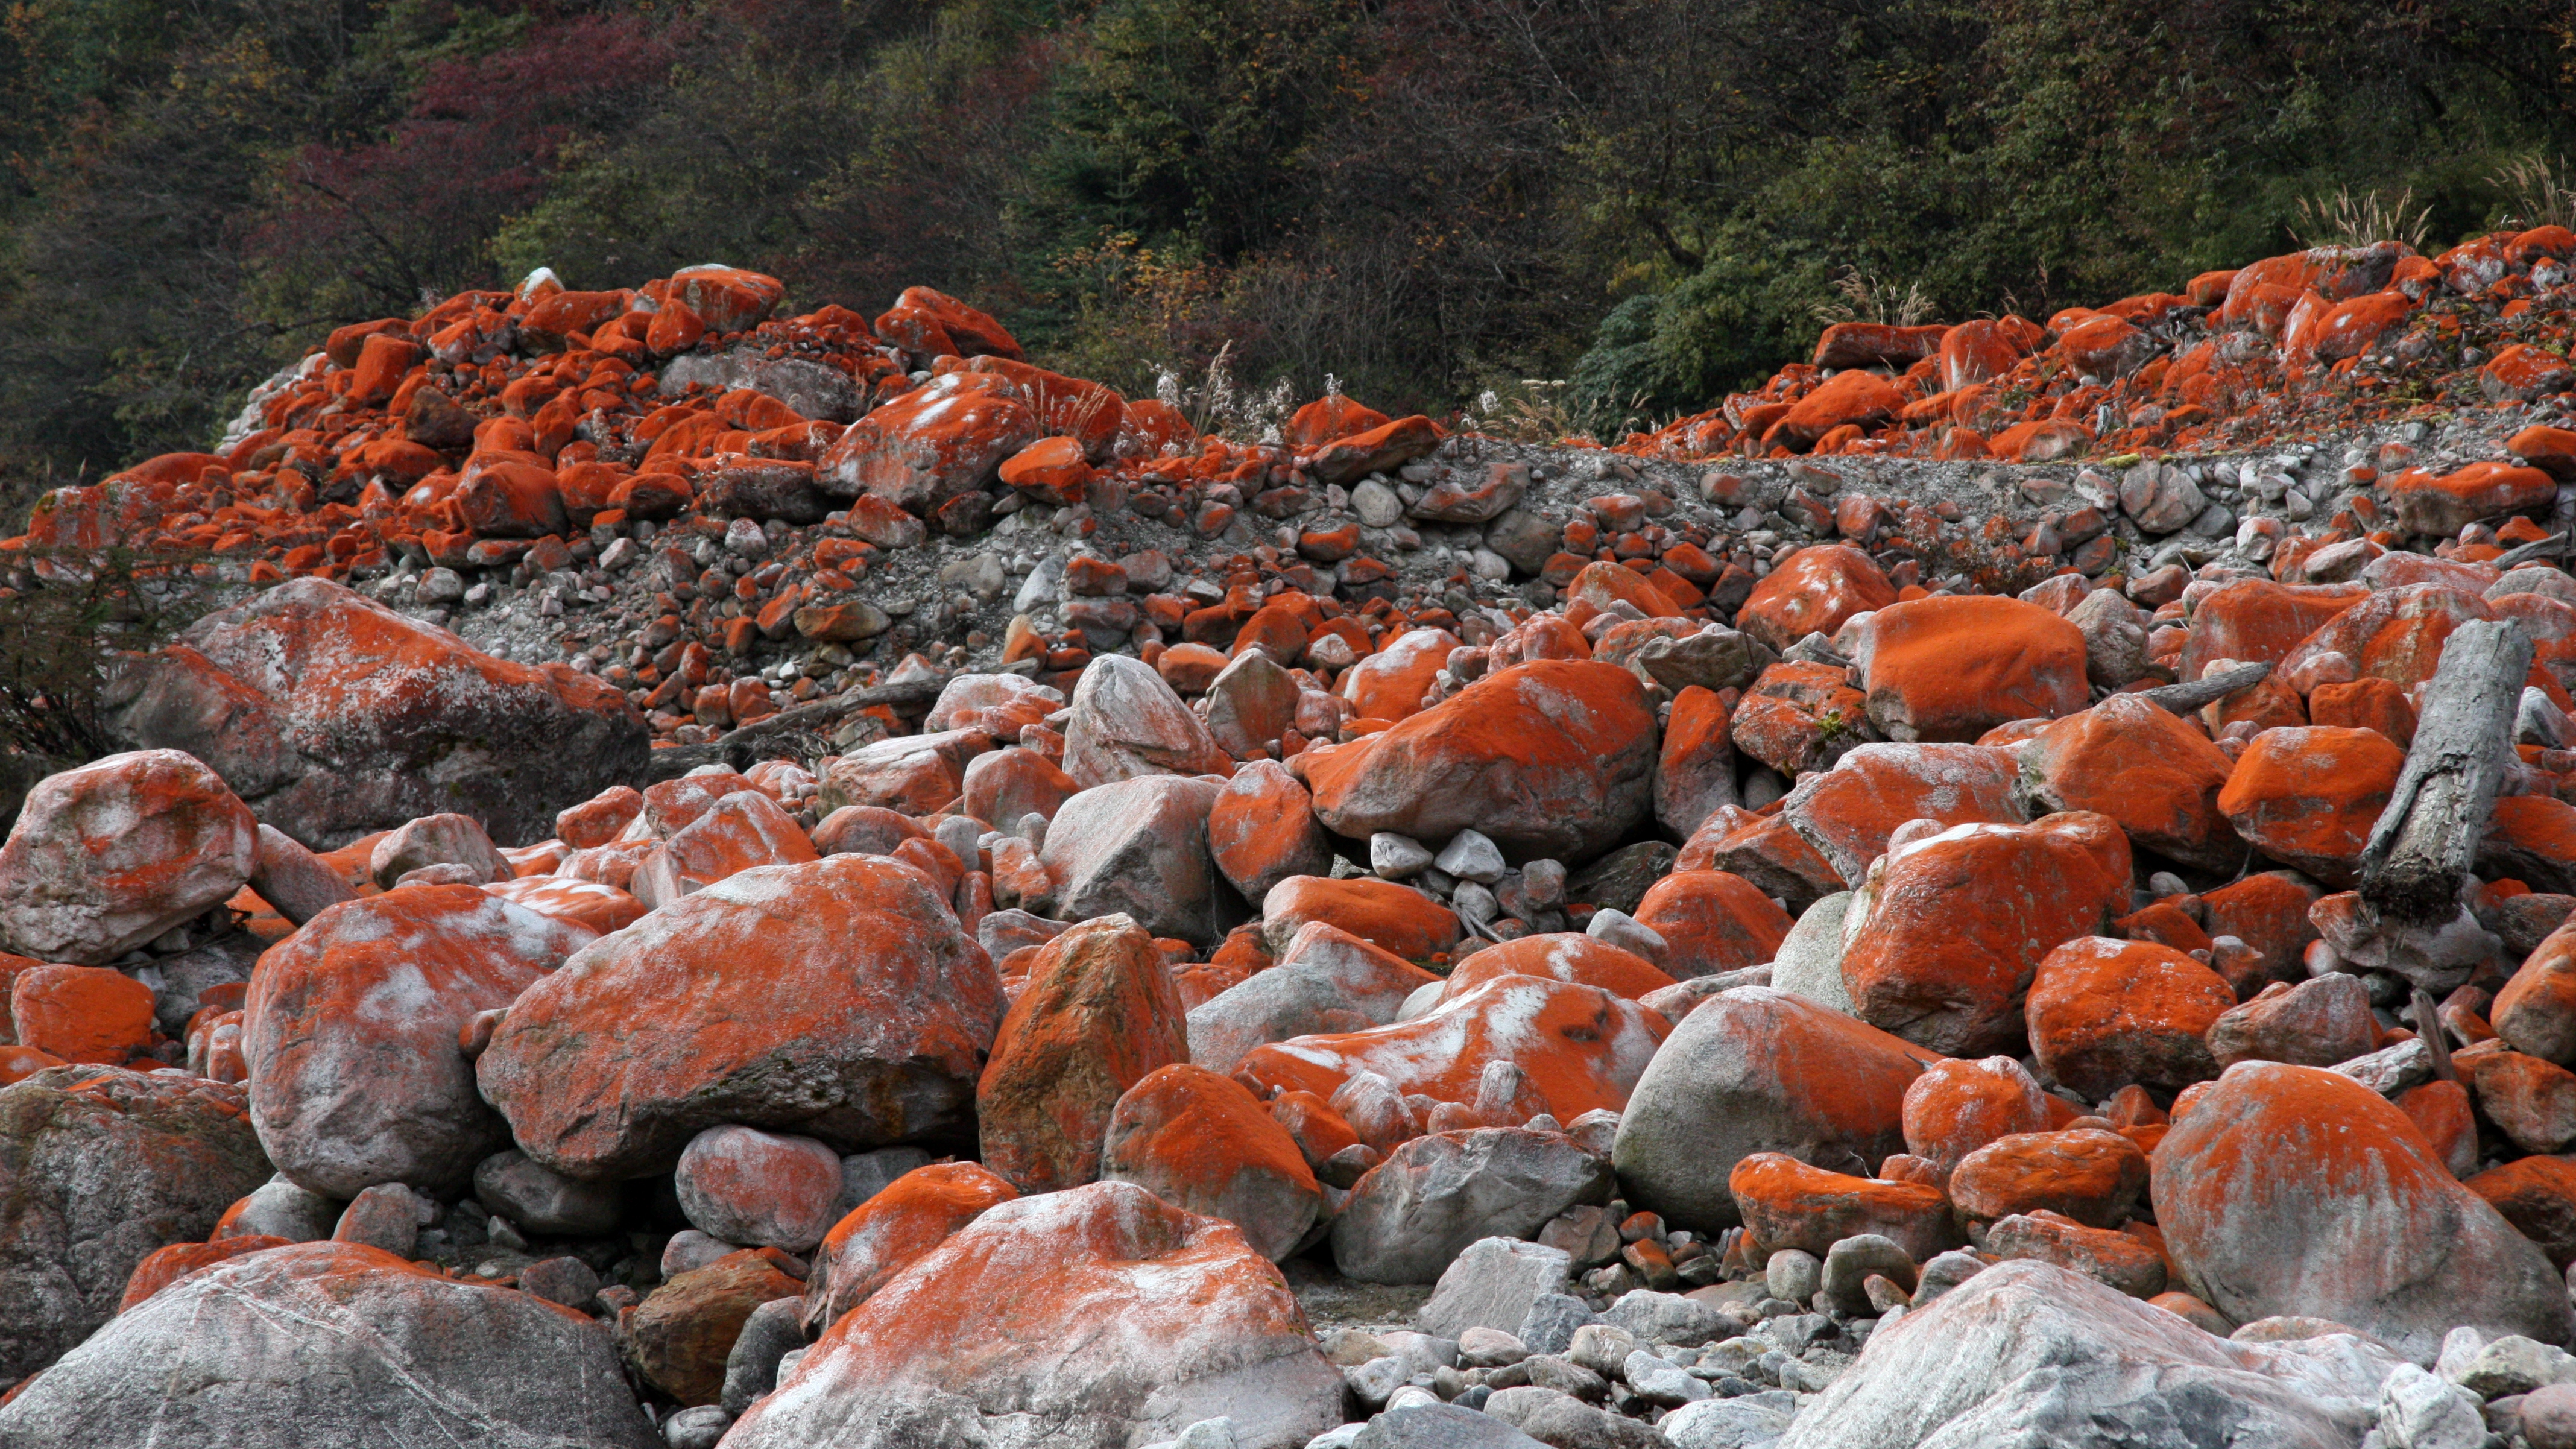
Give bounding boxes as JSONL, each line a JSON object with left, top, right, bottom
{"left": 4, "top": 0, "right": 2571, "bottom": 516}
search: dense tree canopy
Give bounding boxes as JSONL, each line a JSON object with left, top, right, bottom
{"left": 2, "top": 0, "right": 2571, "bottom": 516}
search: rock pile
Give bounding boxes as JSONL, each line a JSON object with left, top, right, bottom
{"left": 5, "top": 236, "right": 2576, "bottom": 1447}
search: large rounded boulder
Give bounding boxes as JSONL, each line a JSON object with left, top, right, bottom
{"left": 2155, "top": 1061, "right": 2571, "bottom": 1361}
{"left": 724, "top": 1179, "right": 1343, "bottom": 1449}
{"left": 477, "top": 854, "right": 1004, "bottom": 1181}
{"left": 0, "top": 750, "right": 257, "bottom": 967}
{"left": 1304, "top": 660, "right": 1656, "bottom": 860}
{"left": 1613, "top": 987, "right": 1938, "bottom": 1233}
{"left": 0, "top": 1241, "right": 658, "bottom": 1448}
{"left": 0, "top": 1065, "right": 272, "bottom": 1383}
{"left": 245, "top": 884, "right": 595, "bottom": 1198}
{"left": 107, "top": 578, "right": 649, "bottom": 847}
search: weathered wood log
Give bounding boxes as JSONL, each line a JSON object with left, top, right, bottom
{"left": 639, "top": 672, "right": 954, "bottom": 781}
{"left": 2358, "top": 619, "right": 2533, "bottom": 923}
{"left": 2492, "top": 531, "right": 2569, "bottom": 570}
{"left": 2136, "top": 660, "right": 2272, "bottom": 715}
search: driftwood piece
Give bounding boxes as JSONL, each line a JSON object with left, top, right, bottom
{"left": 2137, "top": 660, "right": 2272, "bottom": 715}
{"left": 2358, "top": 619, "right": 2533, "bottom": 922}
{"left": 2492, "top": 532, "right": 2569, "bottom": 570}
{"left": 640, "top": 672, "right": 954, "bottom": 781}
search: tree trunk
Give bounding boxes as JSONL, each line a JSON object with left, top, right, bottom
{"left": 2358, "top": 619, "right": 2533, "bottom": 923}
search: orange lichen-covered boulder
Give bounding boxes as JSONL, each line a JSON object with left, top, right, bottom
{"left": 671, "top": 264, "right": 785, "bottom": 331}
{"left": 1656, "top": 684, "right": 1740, "bottom": 838}
{"left": 1735, "top": 545, "right": 1898, "bottom": 651}
{"left": 2384, "top": 462, "right": 2558, "bottom": 537}
{"left": 2495, "top": 918, "right": 2576, "bottom": 1065}
{"left": 481, "top": 874, "right": 647, "bottom": 936}
{"left": 1234, "top": 973, "right": 1667, "bottom": 1123}
{"left": 1206, "top": 760, "right": 1333, "bottom": 903}
{"left": 1681, "top": 806, "right": 1845, "bottom": 912}
{"left": 1565, "top": 560, "right": 1681, "bottom": 620}
{"left": 2200, "top": 870, "right": 2326, "bottom": 994}
{"left": 660, "top": 788, "right": 819, "bottom": 889}
{"left": 1258, "top": 876, "right": 1460, "bottom": 961}
{"left": 1851, "top": 595, "right": 2089, "bottom": 742}
{"left": 1840, "top": 813, "right": 2134, "bottom": 1058}
{"left": 961, "top": 746, "right": 1081, "bottom": 830}
{"left": 977, "top": 916, "right": 1190, "bottom": 1194}
{"left": 1101, "top": 1063, "right": 1322, "bottom": 1263}
{"left": 1632, "top": 870, "right": 1795, "bottom": 979}
{"left": 1949, "top": 1128, "right": 2150, "bottom": 1228}
{"left": 1437, "top": 932, "right": 1675, "bottom": 1004}
{"left": 624, "top": 1247, "right": 810, "bottom": 1406}
{"left": 995, "top": 435, "right": 1094, "bottom": 504}
{"left": 1310, "top": 415, "right": 1442, "bottom": 486}
{"left": 108, "top": 578, "right": 648, "bottom": 848}
{"left": 555, "top": 784, "right": 643, "bottom": 849}
{"left": 0, "top": 750, "right": 257, "bottom": 967}
{"left": 1778, "top": 742, "right": 2025, "bottom": 883}
{"left": 478, "top": 855, "right": 1005, "bottom": 1181}
{"left": 2275, "top": 584, "right": 2496, "bottom": 692}
{"left": 2214, "top": 727, "right": 2403, "bottom": 885}
{"left": 2013, "top": 693, "right": 2242, "bottom": 871}
{"left": 115, "top": 1233, "right": 290, "bottom": 1313}
{"left": 2154, "top": 1062, "right": 2572, "bottom": 1361}
{"left": 1729, "top": 660, "right": 1870, "bottom": 777}
{"left": 816, "top": 377, "right": 1039, "bottom": 515}
{"left": 0, "top": 1065, "right": 271, "bottom": 1384}
{"left": 2174, "top": 580, "right": 2367, "bottom": 684}
{"left": 803, "top": 1161, "right": 1018, "bottom": 1335}
{"left": 1286, "top": 393, "right": 1391, "bottom": 448}
{"left": 674, "top": 1124, "right": 845, "bottom": 1252}
{"left": 1901, "top": 1055, "right": 2053, "bottom": 1185}
{"left": 1305, "top": 659, "right": 1658, "bottom": 860}
{"left": 1729, "top": 1152, "right": 1962, "bottom": 1262}
{"left": 873, "top": 283, "right": 1024, "bottom": 361}
{"left": 2466, "top": 1155, "right": 2576, "bottom": 1269}
{"left": 2025, "top": 936, "right": 2234, "bottom": 1099}
{"left": 1614, "top": 987, "right": 1939, "bottom": 1233}
{"left": 247, "top": 885, "right": 595, "bottom": 1198}
{"left": 9, "top": 965, "right": 154, "bottom": 1065}
{"left": 1769, "top": 370, "right": 1903, "bottom": 450}
{"left": 2479, "top": 793, "right": 2576, "bottom": 898}
{"left": 1336, "top": 626, "right": 1463, "bottom": 722}
{"left": 1, "top": 1240, "right": 660, "bottom": 1445}
{"left": 728, "top": 1180, "right": 1342, "bottom": 1449}
{"left": 1941, "top": 317, "right": 2035, "bottom": 390}
{"left": 962, "top": 356, "right": 1129, "bottom": 462}
{"left": 453, "top": 459, "right": 566, "bottom": 538}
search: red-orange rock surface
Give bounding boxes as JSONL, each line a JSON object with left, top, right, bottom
{"left": 1305, "top": 659, "right": 1657, "bottom": 860}
{"left": 1840, "top": 813, "right": 2133, "bottom": 1056}
{"left": 478, "top": 854, "right": 1003, "bottom": 1179}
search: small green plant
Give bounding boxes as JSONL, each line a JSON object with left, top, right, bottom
{"left": 2291, "top": 185, "right": 2434, "bottom": 251}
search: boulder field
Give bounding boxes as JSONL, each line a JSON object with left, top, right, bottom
{"left": 6, "top": 238, "right": 2576, "bottom": 1447}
